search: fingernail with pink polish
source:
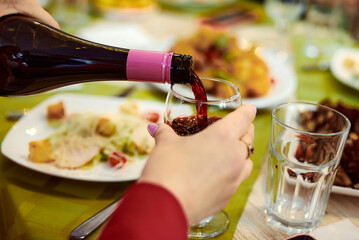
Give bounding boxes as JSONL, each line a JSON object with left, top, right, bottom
{"left": 252, "top": 104, "right": 257, "bottom": 114}
{"left": 147, "top": 123, "right": 158, "bottom": 138}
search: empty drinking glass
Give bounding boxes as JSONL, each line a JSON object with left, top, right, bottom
{"left": 265, "top": 102, "right": 350, "bottom": 234}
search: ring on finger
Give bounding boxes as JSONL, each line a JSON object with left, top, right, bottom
{"left": 241, "top": 139, "right": 254, "bottom": 159}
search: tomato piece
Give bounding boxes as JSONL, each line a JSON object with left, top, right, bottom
{"left": 143, "top": 112, "right": 160, "bottom": 123}
{"left": 108, "top": 151, "right": 128, "bottom": 168}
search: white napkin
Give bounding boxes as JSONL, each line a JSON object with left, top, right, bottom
{"left": 311, "top": 219, "right": 359, "bottom": 240}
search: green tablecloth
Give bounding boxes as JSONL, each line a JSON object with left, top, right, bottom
{"left": 1, "top": 23, "right": 359, "bottom": 240}
{"left": 1, "top": 81, "right": 269, "bottom": 240}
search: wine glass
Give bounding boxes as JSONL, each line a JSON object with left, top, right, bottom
{"left": 264, "top": 0, "right": 306, "bottom": 61}
{"left": 164, "top": 78, "right": 242, "bottom": 239}
{"left": 302, "top": 0, "right": 342, "bottom": 60}
{"left": 265, "top": 0, "right": 305, "bottom": 32}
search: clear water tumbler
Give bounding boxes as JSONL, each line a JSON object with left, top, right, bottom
{"left": 264, "top": 102, "right": 350, "bottom": 234}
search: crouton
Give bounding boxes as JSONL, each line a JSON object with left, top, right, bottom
{"left": 28, "top": 139, "right": 54, "bottom": 163}
{"left": 96, "top": 118, "right": 116, "bottom": 137}
{"left": 119, "top": 101, "right": 140, "bottom": 116}
{"left": 47, "top": 101, "right": 65, "bottom": 120}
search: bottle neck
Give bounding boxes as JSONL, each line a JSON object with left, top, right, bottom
{"left": 170, "top": 54, "right": 194, "bottom": 85}
{"left": 126, "top": 50, "right": 193, "bottom": 84}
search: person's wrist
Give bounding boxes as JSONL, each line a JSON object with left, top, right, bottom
{"left": 136, "top": 179, "right": 191, "bottom": 225}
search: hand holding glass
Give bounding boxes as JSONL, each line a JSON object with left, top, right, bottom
{"left": 165, "top": 78, "right": 242, "bottom": 239}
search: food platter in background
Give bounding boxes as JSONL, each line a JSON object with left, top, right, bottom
{"left": 79, "top": 22, "right": 297, "bottom": 109}
{"left": 150, "top": 48, "right": 297, "bottom": 109}
{"left": 332, "top": 186, "right": 359, "bottom": 197}
{"left": 331, "top": 47, "right": 359, "bottom": 91}
{"left": 1, "top": 94, "right": 164, "bottom": 182}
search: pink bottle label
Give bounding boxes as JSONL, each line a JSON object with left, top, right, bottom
{"left": 126, "top": 50, "right": 173, "bottom": 83}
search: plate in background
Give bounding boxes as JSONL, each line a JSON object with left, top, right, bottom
{"left": 332, "top": 185, "right": 359, "bottom": 197}
{"left": 1, "top": 93, "right": 164, "bottom": 182}
{"left": 331, "top": 47, "right": 359, "bottom": 91}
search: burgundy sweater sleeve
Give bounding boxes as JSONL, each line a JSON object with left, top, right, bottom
{"left": 97, "top": 182, "right": 188, "bottom": 240}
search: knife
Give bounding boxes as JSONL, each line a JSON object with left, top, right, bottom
{"left": 69, "top": 200, "right": 121, "bottom": 240}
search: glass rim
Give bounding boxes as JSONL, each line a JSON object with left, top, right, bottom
{"left": 169, "top": 77, "right": 241, "bottom": 104}
{"left": 272, "top": 101, "right": 351, "bottom": 137}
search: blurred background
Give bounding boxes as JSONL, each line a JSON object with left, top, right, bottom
{"left": 33, "top": 0, "right": 359, "bottom": 107}
{"left": 37, "top": 0, "right": 359, "bottom": 68}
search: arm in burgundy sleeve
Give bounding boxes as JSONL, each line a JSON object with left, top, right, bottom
{"left": 97, "top": 182, "right": 188, "bottom": 240}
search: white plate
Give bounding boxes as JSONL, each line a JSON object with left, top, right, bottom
{"left": 1, "top": 93, "right": 164, "bottom": 182}
{"left": 331, "top": 47, "right": 359, "bottom": 91}
{"left": 149, "top": 49, "right": 297, "bottom": 109}
{"left": 332, "top": 185, "right": 359, "bottom": 197}
{"left": 248, "top": 49, "right": 297, "bottom": 108}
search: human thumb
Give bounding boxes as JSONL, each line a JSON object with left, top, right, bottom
{"left": 147, "top": 123, "right": 177, "bottom": 144}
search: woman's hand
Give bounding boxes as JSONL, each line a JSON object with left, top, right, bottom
{"left": 139, "top": 103, "right": 256, "bottom": 225}
{"left": 0, "top": 0, "right": 59, "bottom": 28}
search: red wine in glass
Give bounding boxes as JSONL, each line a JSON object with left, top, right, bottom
{"left": 190, "top": 69, "right": 208, "bottom": 129}
{"left": 169, "top": 115, "right": 221, "bottom": 136}
{"left": 167, "top": 70, "right": 215, "bottom": 136}
{"left": 165, "top": 77, "right": 241, "bottom": 239}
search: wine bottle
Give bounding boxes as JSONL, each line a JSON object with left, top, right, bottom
{"left": 0, "top": 14, "right": 193, "bottom": 96}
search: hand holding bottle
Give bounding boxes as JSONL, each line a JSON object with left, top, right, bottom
{"left": 0, "top": 0, "right": 59, "bottom": 28}
{"left": 139, "top": 103, "right": 256, "bottom": 225}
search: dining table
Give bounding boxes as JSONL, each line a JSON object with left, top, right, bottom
{"left": 1, "top": 1, "right": 359, "bottom": 240}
